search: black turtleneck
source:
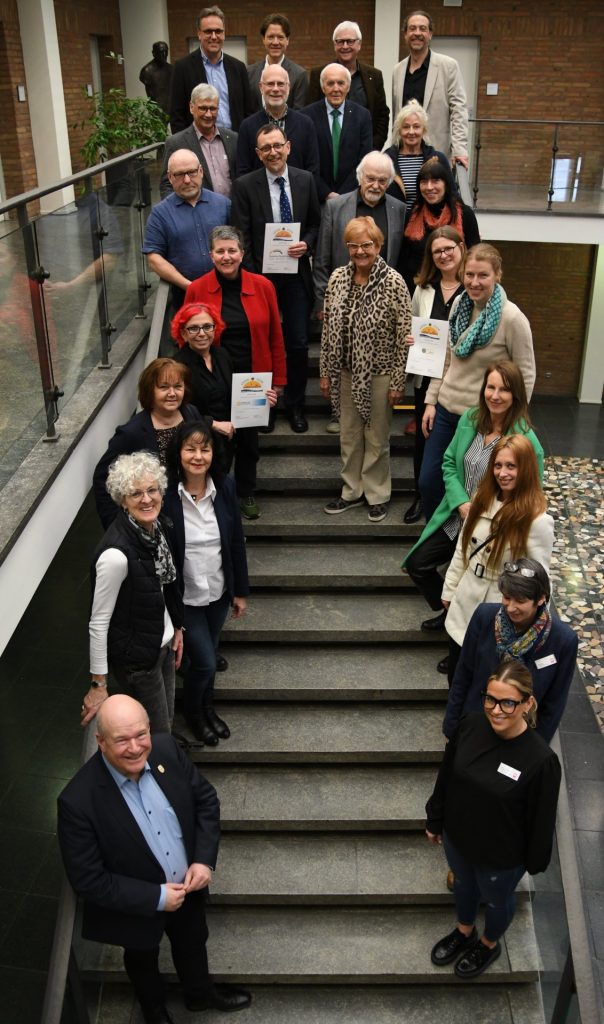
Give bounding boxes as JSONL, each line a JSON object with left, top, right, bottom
{"left": 215, "top": 270, "right": 252, "bottom": 372}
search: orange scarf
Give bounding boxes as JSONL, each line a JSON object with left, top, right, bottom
{"left": 404, "top": 201, "right": 464, "bottom": 242}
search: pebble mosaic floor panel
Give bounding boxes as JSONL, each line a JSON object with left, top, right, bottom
{"left": 545, "top": 457, "right": 604, "bottom": 732}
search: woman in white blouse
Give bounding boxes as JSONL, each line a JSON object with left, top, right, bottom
{"left": 163, "top": 419, "right": 249, "bottom": 746}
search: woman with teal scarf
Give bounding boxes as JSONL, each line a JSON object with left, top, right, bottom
{"left": 418, "top": 244, "right": 535, "bottom": 522}
{"left": 403, "top": 361, "right": 543, "bottom": 666}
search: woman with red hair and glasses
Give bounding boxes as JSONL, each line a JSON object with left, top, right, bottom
{"left": 172, "top": 298, "right": 279, "bottom": 520}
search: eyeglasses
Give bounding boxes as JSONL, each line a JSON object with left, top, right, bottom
{"left": 363, "top": 175, "right": 390, "bottom": 186}
{"left": 257, "top": 142, "right": 286, "bottom": 154}
{"left": 195, "top": 105, "right": 218, "bottom": 114}
{"left": 482, "top": 692, "right": 528, "bottom": 714}
{"left": 346, "top": 241, "right": 375, "bottom": 252}
{"left": 201, "top": 28, "right": 224, "bottom": 36}
{"left": 185, "top": 323, "right": 216, "bottom": 335}
{"left": 128, "top": 487, "right": 160, "bottom": 500}
{"left": 171, "top": 167, "right": 201, "bottom": 180}
{"left": 503, "top": 562, "right": 536, "bottom": 578}
{"left": 334, "top": 38, "right": 359, "bottom": 46}
{"left": 432, "top": 245, "right": 458, "bottom": 259}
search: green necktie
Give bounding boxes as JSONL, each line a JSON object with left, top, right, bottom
{"left": 331, "top": 108, "right": 341, "bottom": 182}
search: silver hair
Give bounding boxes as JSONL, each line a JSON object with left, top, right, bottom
{"left": 320, "top": 63, "right": 352, "bottom": 88}
{"left": 391, "top": 98, "right": 431, "bottom": 147}
{"left": 356, "top": 151, "right": 396, "bottom": 186}
{"left": 190, "top": 83, "right": 220, "bottom": 104}
{"left": 106, "top": 452, "right": 167, "bottom": 505}
{"left": 333, "top": 20, "right": 362, "bottom": 42}
{"left": 210, "top": 225, "right": 244, "bottom": 250}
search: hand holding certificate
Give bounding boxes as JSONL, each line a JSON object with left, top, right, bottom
{"left": 406, "top": 316, "right": 449, "bottom": 379}
{"left": 262, "top": 222, "right": 301, "bottom": 274}
{"left": 231, "top": 372, "right": 273, "bottom": 428}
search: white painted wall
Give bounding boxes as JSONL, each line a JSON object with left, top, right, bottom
{"left": 16, "top": 0, "right": 74, "bottom": 211}
{"left": 0, "top": 350, "right": 146, "bottom": 658}
{"left": 579, "top": 245, "right": 604, "bottom": 403}
{"left": 119, "top": 0, "right": 170, "bottom": 98}
{"left": 374, "top": 0, "right": 401, "bottom": 139}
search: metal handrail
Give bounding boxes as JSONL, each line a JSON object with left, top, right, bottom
{"left": 469, "top": 117, "right": 604, "bottom": 127}
{"left": 0, "top": 142, "right": 164, "bottom": 218}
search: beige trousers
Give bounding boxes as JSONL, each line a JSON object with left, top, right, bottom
{"left": 339, "top": 368, "right": 392, "bottom": 505}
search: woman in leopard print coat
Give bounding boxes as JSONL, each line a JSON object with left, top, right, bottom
{"left": 320, "top": 216, "right": 411, "bottom": 523}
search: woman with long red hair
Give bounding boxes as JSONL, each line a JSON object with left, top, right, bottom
{"left": 441, "top": 434, "right": 554, "bottom": 684}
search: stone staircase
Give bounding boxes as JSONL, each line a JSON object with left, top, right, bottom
{"left": 82, "top": 349, "right": 546, "bottom": 1022}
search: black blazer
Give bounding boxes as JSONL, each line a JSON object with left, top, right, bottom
{"left": 163, "top": 474, "right": 250, "bottom": 601}
{"left": 92, "top": 405, "right": 201, "bottom": 529}
{"left": 234, "top": 108, "right": 320, "bottom": 182}
{"left": 57, "top": 735, "right": 220, "bottom": 948}
{"left": 231, "top": 165, "right": 321, "bottom": 299}
{"left": 160, "top": 124, "right": 238, "bottom": 199}
{"left": 307, "top": 62, "right": 390, "bottom": 150}
{"left": 174, "top": 345, "right": 233, "bottom": 422}
{"left": 169, "top": 49, "right": 256, "bottom": 133}
{"left": 301, "top": 100, "right": 373, "bottom": 201}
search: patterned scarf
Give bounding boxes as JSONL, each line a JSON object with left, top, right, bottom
{"left": 404, "top": 200, "right": 464, "bottom": 242}
{"left": 449, "top": 283, "right": 505, "bottom": 359}
{"left": 494, "top": 602, "right": 552, "bottom": 660}
{"left": 126, "top": 512, "right": 176, "bottom": 586}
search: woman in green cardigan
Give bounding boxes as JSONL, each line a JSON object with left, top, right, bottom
{"left": 402, "top": 361, "right": 543, "bottom": 662}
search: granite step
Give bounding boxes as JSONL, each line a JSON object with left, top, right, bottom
{"left": 81, "top": 902, "right": 540, "bottom": 985}
{"left": 222, "top": 593, "right": 438, "bottom": 643}
{"left": 256, "top": 453, "right": 414, "bottom": 492}
{"left": 210, "top": 832, "right": 531, "bottom": 905}
{"left": 243, "top": 495, "right": 424, "bottom": 537}
{"left": 212, "top": 644, "right": 448, "bottom": 701}
{"left": 179, "top": 702, "right": 445, "bottom": 764}
{"left": 201, "top": 765, "right": 435, "bottom": 830}
{"left": 246, "top": 541, "right": 415, "bottom": 589}
{"left": 259, "top": 414, "right": 413, "bottom": 452}
{"left": 96, "top": 981, "right": 546, "bottom": 1024}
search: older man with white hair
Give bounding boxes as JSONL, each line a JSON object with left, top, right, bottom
{"left": 313, "top": 151, "right": 406, "bottom": 317}
{"left": 308, "top": 21, "right": 390, "bottom": 150}
{"left": 235, "top": 62, "right": 319, "bottom": 179}
{"left": 303, "top": 63, "right": 372, "bottom": 201}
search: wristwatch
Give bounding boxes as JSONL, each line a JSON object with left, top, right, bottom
{"left": 90, "top": 679, "right": 108, "bottom": 689}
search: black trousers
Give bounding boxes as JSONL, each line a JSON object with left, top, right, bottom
{"left": 123, "top": 890, "right": 211, "bottom": 1018}
{"left": 405, "top": 526, "right": 457, "bottom": 611}
{"left": 412, "top": 377, "right": 429, "bottom": 489}
{"left": 223, "top": 426, "right": 259, "bottom": 497}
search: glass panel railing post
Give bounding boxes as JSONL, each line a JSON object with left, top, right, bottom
{"left": 471, "top": 121, "right": 481, "bottom": 209}
{"left": 548, "top": 123, "right": 560, "bottom": 211}
{"left": 133, "top": 155, "right": 152, "bottom": 318}
{"left": 86, "top": 191, "right": 114, "bottom": 368}
{"left": 17, "top": 204, "right": 63, "bottom": 442}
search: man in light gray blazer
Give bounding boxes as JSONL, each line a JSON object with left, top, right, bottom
{"left": 160, "top": 84, "right": 237, "bottom": 198}
{"left": 313, "top": 151, "right": 406, "bottom": 315}
{"left": 392, "top": 10, "right": 468, "bottom": 166}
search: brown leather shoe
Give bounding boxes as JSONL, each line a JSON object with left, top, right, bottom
{"left": 446, "top": 869, "right": 455, "bottom": 892}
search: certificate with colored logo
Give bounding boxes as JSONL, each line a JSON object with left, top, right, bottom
{"left": 406, "top": 316, "right": 449, "bottom": 378}
{"left": 262, "top": 222, "right": 301, "bottom": 274}
{"left": 231, "top": 372, "right": 273, "bottom": 428}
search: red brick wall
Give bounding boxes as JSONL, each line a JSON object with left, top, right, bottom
{"left": 167, "top": 2, "right": 376, "bottom": 68}
{"left": 53, "top": 0, "right": 125, "bottom": 172}
{"left": 0, "top": 2, "right": 36, "bottom": 200}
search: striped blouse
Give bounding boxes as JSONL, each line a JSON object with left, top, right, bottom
{"left": 442, "top": 432, "right": 500, "bottom": 540}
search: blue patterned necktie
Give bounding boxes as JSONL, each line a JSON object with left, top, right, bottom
{"left": 275, "top": 176, "right": 293, "bottom": 223}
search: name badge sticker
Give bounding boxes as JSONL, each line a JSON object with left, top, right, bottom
{"left": 535, "top": 654, "right": 557, "bottom": 669}
{"left": 498, "top": 762, "right": 521, "bottom": 782}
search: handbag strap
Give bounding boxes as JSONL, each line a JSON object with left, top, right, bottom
{"left": 468, "top": 533, "right": 494, "bottom": 561}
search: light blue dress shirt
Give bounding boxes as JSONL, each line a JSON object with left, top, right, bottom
{"left": 103, "top": 756, "right": 189, "bottom": 911}
{"left": 202, "top": 50, "right": 232, "bottom": 129}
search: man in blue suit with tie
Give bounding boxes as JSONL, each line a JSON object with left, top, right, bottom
{"left": 303, "top": 63, "right": 373, "bottom": 202}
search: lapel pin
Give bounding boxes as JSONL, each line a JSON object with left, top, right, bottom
{"left": 158, "top": 764, "right": 165, "bottom": 773}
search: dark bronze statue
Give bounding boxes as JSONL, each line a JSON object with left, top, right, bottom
{"left": 139, "top": 42, "right": 172, "bottom": 114}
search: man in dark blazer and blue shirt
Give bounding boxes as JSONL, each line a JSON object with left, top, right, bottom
{"left": 303, "top": 63, "right": 372, "bottom": 202}
{"left": 169, "top": 5, "right": 256, "bottom": 133}
{"left": 57, "top": 695, "right": 251, "bottom": 1023}
{"left": 231, "top": 124, "right": 321, "bottom": 432}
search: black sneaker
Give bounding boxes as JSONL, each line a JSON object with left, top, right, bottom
{"left": 430, "top": 925, "right": 477, "bottom": 966}
{"left": 324, "top": 496, "right": 363, "bottom": 515}
{"left": 368, "top": 503, "right": 388, "bottom": 523}
{"left": 454, "top": 938, "right": 501, "bottom": 978}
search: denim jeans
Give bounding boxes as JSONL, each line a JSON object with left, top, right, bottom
{"left": 112, "top": 643, "right": 175, "bottom": 733}
{"left": 418, "top": 403, "right": 461, "bottom": 521}
{"left": 183, "top": 592, "right": 231, "bottom": 718}
{"left": 443, "top": 832, "right": 526, "bottom": 942}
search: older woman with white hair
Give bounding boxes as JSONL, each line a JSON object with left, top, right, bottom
{"left": 384, "top": 99, "right": 451, "bottom": 205}
{"left": 81, "top": 452, "right": 184, "bottom": 732}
